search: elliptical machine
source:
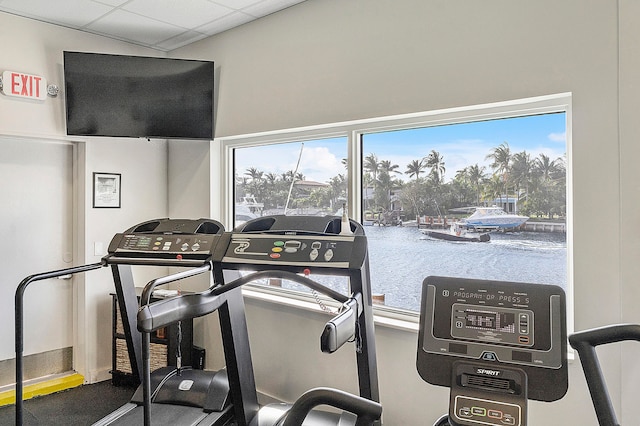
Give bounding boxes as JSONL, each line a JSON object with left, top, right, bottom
{"left": 416, "top": 276, "right": 568, "bottom": 426}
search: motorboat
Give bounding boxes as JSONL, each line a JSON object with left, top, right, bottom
{"left": 460, "top": 206, "right": 528, "bottom": 230}
{"left": 421, "top": 223, "right": 490, "bottom": 243}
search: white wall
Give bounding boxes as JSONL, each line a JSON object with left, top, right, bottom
{"left": 168, "top": 0, "right": 634, "bottom": 424}
{"left": 0, "top": 13, "right": 169, "bottom": 382}
{"left": 2, "top": 0, "right": 637, "bottom": 423}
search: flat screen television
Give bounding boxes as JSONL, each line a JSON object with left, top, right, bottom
{"left": 63, "top": 51, "right": 214, "bottom": 140}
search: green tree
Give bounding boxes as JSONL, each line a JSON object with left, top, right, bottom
{"left": 486, "top": 142, "right": 512, "bottom": 206}
{"left": 405, "top": 159, "right": 426, "bottom": 180}
{"left": 425, "top": 150, "right": 446, "bottom": 184}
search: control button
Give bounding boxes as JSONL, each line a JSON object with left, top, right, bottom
{"left": 284, "top": 240, "right": 301, "bottom": 253}
{"left": 272, "top": 247, "right": 283, "bottom": 253}
{"left": 154, "top": 241, "right": 161, "bottom": 246}
{"left": 273, "top": 241, "right": 285, "bottom": 247}
{"left": 181, "top": 243, "right": 189, "bottom": 251}
{"left": 471, "top": 407, "right": 486, "bottom": 417}
{"left": 481, "top": 351, "right": 498, "bottom": 361}
{"left": 269, "top": 253, "right": 281, "bottom": 259}
{"left": 310, "top": 249, "right": 319, "bottom": 261}
{"left": 162, "top": 246, "right": 170, "bottom": 251}
{"left": 456, "top": 320, "right": 464, "bottom": 328}
{"left": 458, "top": 407, "right": 473, "bottom": 418}
{"left": 324, "top": 249, "right": 334, "bottom": 261}
{"left": 518, "top": 335, "right": 530, "bottom": 344}
{"left": 191, "top": 243, "right": 200, "bottom": 251}
{"left": 502, "top": 415, "right": 516, "bottom": 425}
{"left": 488, "top": 410, "right": 503, "bottom": 419}
{"left": 178, "top": 380, "right": 194, "bottom": 391}
{"left": 311, "top": 241, "right": 321, "bottom": 249}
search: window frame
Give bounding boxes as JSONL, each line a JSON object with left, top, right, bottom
{"left": 216, "top": 93, "right": 573, "bottom": 331}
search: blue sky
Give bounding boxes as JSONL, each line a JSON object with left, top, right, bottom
{"left": 235, "top": 112, "right": 567, "bottom": 183}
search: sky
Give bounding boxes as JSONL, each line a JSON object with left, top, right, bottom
{"left": 235, "top": 112, "right": 567, "bottom": 184}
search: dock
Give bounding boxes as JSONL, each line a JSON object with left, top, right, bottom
{"left": 519, "top": 221, "right": 565, "bottom": 233}
{"left": 415, "top": 216, "right": 565, "bottom": 233}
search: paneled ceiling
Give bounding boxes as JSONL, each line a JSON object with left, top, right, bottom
{"left": 0, "top": 0, "right": 307, "bottom": 52}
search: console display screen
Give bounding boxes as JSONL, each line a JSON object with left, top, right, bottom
{"left": 451, "top": 303, "right": 533, "bottom": 347}
{"left": 464, "top": 309, "right": 515, "bottom": 333}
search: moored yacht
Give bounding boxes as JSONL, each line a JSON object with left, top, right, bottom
{"left": 460, "top": 206, "right": 529, "bottom": 230}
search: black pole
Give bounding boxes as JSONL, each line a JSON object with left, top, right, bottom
{"left": 143, "top": 331, "right": 151, "bottom": 426}
{"left": 15, "top": 262, "right": 104, "bottom": 426}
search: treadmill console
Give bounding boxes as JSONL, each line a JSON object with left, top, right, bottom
{"left": 107, "top": 218, "right": 226, "bottom": 261}
{"left": 223, "top": 215, "right": 367, "bottom": 271}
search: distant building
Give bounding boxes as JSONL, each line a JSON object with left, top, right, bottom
{"left": 489, "top": 196, "right": 519, "bottom": 213}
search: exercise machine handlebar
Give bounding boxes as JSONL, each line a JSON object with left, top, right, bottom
{"left": 14, "top": 261, "right": 106, "bottom": 426}
{"left": 140, "top": 261, "right": 213, "bottom": 307}
{"left": 281, "top": 387, "right": 382, "bottom": 426}
{"left": 138, "top": 269, "right": 352, "bottom": 333}
{"left": 569, "top": 324, "right": 640, "bottom": 426}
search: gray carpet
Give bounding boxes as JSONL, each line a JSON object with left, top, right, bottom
{"left": 0, "top": 381, "right": 135, "bottom": 426}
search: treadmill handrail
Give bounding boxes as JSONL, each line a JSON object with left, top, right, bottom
{"left": 568, "top": 324, "right": 640, "bottom": 426}
{"left": 281, "top": 387, "right": 382, "bottom": 426}
{"left": 140, "top": 262, "right": 213, "bottom": 306}
{"left": 14, "top": 261, "right": 106, "bottom": 426}
{"left": 104, "top": 254, "right": 210, "bottom": 268}
{"left": 138, "top": 270, "right": 352, "bottom": 332}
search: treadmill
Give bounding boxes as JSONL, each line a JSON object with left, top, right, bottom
{"left": 416, "top": 276, "right": 568, "bottom": 426}
{"left": 138, "top": 215, "right": 382, "bottom": 426}
{"left": 15, "top": 218, "right": 238, "bottom": 426}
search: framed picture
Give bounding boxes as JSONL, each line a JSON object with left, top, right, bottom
{"left": 93, "top": 172, "right": 121, "bottom": 208}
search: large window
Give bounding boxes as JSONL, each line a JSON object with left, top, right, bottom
{"left": 234, "top": 137, "right": 348, "bottom": 225}
{"left": 221, "top": 94, "right": 571, "bottom": 316}
{"left": 361, "top": 114, "right": 567, "bottom": 311}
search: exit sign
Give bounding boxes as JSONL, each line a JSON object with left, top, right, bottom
{"left": 2, "top": 70, "right": 47, "bottom": 100}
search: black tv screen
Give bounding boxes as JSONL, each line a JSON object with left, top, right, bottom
{"left": 64, "top": 51, "right": 214, "bottom": 139}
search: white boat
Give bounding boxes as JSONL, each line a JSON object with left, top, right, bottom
{"left": 421, "top": 223, "right": 490, "bottom": 243}
{"left": 459, "top": 206, "right": 528, "bottom": 230}
{"left": 235, "top": 196, "right": 262, "bottom": 224}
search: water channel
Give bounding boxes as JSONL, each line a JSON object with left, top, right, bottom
{"left": 366, "top": 225, "right": 567, "bottom": 312}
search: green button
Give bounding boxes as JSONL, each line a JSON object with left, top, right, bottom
{"left": 273, "top": 241, "right": 285, "bottom": 247}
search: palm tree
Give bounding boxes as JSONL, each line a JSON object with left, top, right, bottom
{"left": 405, "top": 159, "right": 426, "bottom": 180}
{"left": 424, "top": 150, "right": 445, "bottom": 184}
{"left": 244, "top": 167, "right": 263, "bottom": 182}
{"left": 379, "top": 159, "right": 401, "bottom": 175}
{"left": 364, "top": 154, "right": 380, "bottom": 181}
{"left": 511, "top": 151, "right": 533, "bottom": 211}
{"left": 467, "top": 164, "right": 487, "bottom": 205}
{"left": 486, "top": 142, "right": 511, "bottom": 207}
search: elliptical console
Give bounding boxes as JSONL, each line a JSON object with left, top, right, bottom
{"left": 417, "top": 276, "right": 568, "bottom": 426}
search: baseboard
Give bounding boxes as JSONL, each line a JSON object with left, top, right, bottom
{"left": 0, "top": 372, "right": 84, "bottom": 407}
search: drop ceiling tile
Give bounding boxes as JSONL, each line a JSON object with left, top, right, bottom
{"left": 87, "top": 9, "right": 185, "bottom": 45}
{"left": 92, "top": 0, "right": 128, "bottom": 7}
{"left": 210, "top": 0, "right": 265, "bottom": 11}
{"left": 197, "top": 11, "right": 254, "bottom": 36}
{"left": 242, "top": 0, "right": 305, "bottom": 18}
{"left": 0, "top": 0, "right": 112, "bottom": 27}
{"left": 122, "top": 0, "right": 233, "bottom": 29}
{"left": 156, "top": 30, "right": 210, "bottom": 51}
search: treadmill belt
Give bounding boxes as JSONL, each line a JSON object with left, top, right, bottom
{"left": 101, "top": 403, "right": 228, "bottom": 426}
